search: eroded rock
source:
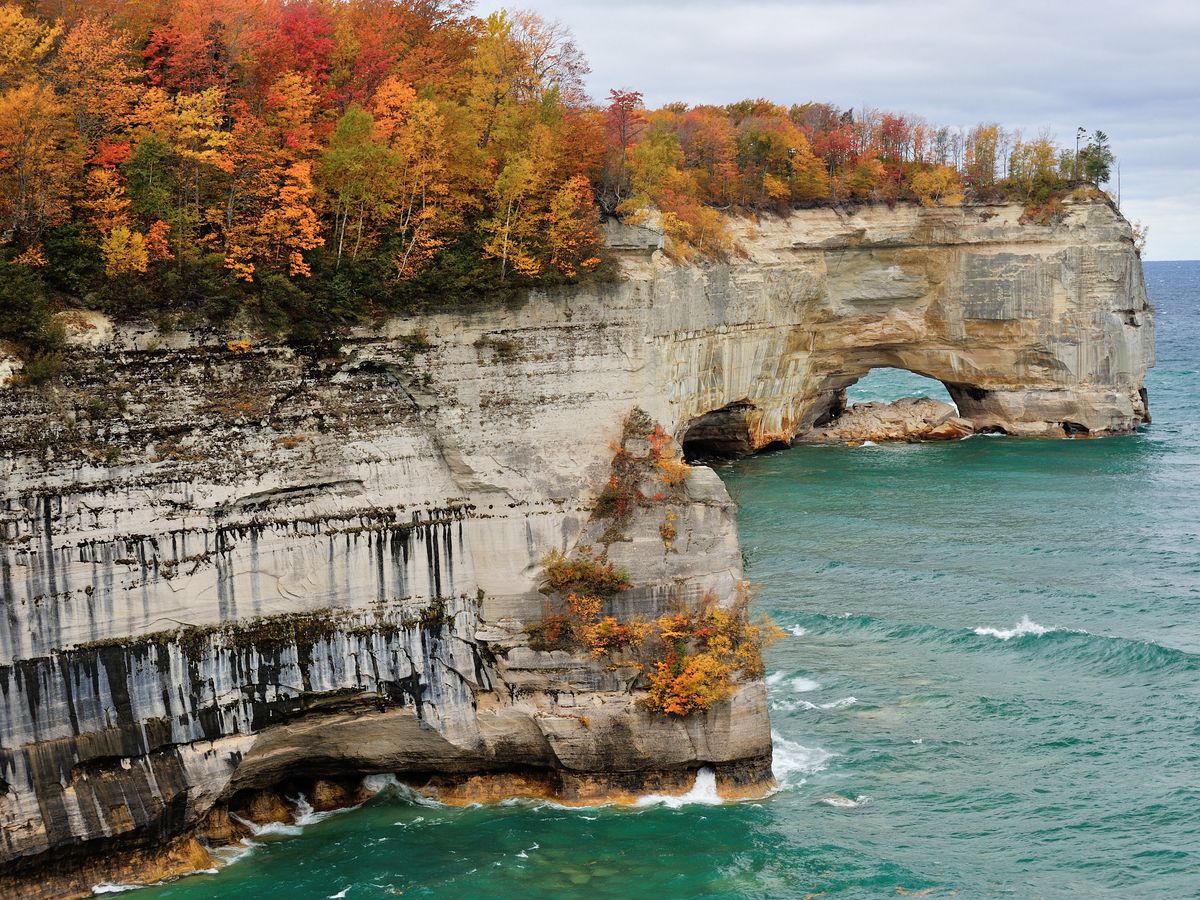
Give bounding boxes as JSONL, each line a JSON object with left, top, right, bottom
{"left": 797, "top": 397, "right": 975, "bottom": 443}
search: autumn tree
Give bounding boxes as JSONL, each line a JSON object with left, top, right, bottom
{"left": 964, "top": 123, "right": 1000, "bottom": 194}
{"left": 224, "top": 73, "right": 323, "bottom": 280}
{"left": 547, "top": 174, "right": 602, "bottom": 278}
{"left": 909, "top": 165, "right": 964, "bottom": 207}
{"left": 52, "top": 15, "right": 141, "bottom": 147}
{"left": 598, "top": 88, "right": 645, "bottom": 212}
{"left": 0, "top": 82, "right": 78, "bottom": 248}
{"left": 0, "top": 4, "right": 60, "bottom": 89}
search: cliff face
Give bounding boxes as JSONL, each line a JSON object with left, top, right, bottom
{"left": 0, "top": 199, "right": 1152, "bottom": 893}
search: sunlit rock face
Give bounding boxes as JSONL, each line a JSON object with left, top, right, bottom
{"left": 0, "top": 199, "right": 1151, "bottom": 891}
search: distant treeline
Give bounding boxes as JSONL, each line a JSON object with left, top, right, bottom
{"left": 0, "top": 0, "right": 1117, "bottom": 355}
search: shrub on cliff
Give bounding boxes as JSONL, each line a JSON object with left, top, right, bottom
{"left": 541, "top": 546, "right": 631, "bottom": 597}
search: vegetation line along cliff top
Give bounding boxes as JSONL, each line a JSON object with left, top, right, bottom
{"left": 0, "top": 0, "right": 1130, "bottom": 367}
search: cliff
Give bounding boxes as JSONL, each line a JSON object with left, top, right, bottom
{"left": 0, "top": 199, "right": 1152, "bottom": 894}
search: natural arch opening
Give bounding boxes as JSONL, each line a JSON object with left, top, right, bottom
{"left": 679, "top": 368, "right": 996, "bottom": 462}
{"left": 846, "top": 367, "right": 955, "bottom": 407}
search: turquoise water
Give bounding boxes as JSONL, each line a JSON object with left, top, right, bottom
{"left": 132, "top": 262, "right": 1199, "bottom": 899}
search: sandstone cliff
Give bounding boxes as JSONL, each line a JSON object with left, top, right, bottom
{"left": 0, "top": 199, "right": 1152, "bottom": 894}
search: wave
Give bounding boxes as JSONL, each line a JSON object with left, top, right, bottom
{"left": 362, "top": 774, "right": 446, "bottom": 808}
{"left": 790, "top": 610, "right": 1199, "bottom": 675}
{"left": 229, "top": 812, "right": 304, "bottom": 838}
{"left": 766, "top": 672, "right": 821, "bottom": 693}
{"left": 788, "top": 625, "right": 808, "bottom": 637}
{"left": 974, "top": 615, "right": 1051, "bottom": 640}
{"left": 819, "top": 794, "right": 869, "bottom": 809}
{"left": 635, "top": 767, "right": 724, "bottom": 808}
{"left": 771, "top": 732, "right": 833, "bottom": 788}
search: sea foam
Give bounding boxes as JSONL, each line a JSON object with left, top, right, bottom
{"left": 771, "top": 732, "right": 833, "bottom": 787}
{"left": 635, "top": 766, "right": 723, "bottom": 808}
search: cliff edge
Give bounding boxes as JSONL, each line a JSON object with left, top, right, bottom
{"left": 0, "top": 199, "right": 1152, "bottom": 895}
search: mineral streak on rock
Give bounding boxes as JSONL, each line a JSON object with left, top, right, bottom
{"left": 0, "top": 200, "right": 1152, "bottom": 894}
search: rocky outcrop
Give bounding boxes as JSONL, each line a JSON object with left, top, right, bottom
{"left": 0, "top": 199, "right": 1152, "bottom": 893}
{"left": 797, "top": 397, "right": 974, "bottom": 443}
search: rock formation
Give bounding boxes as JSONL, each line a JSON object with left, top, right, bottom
{"left": 797, "top": 397, "right": 974, "bottom": 443}
{"left": 0, "top": 199, "right": 1152, "bottom": 895}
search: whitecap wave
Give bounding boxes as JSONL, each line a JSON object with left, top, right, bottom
{"left": 92, "top": 885, "right": 142, "bottom": 895}
{"left": 766, "top": 672, "right": 820, "bottom": 692}
{"left": 974, "top": 615, "right": 1052, "bottom": 640}
{"left": 774, "top": 696, "right": 857, "bottom": 712}
{"left": 635, "top": 766, "right": 723, "bottom": 808}
{"left": 361, "top": 774, "right": 445, "bottom": 807}
{"left": 515, "top": 841, "right": 540, "bottom": 859}
{"left": 789, "top": 625, "right": 808, "bottom": 637}
{"left": 771, "top": 732, "right": 833, "bottom": 787}
{"left": 328, "top": 889, "right": 350, "bottom": 899}
{"left": 229, "top": 812, "right": 303, "bottom": 838}
{"left": 820, "top": 794, "right": 869, "bottom": 809}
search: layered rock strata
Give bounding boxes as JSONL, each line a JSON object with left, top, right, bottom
{"left": 0, "top": 199, "right": 1152, "bottom": 894}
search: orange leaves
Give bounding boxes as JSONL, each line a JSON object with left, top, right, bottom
{"left": 146, "top": 220, "right": 173, "bottom": 261}
{"left": 639, "top": 591, "right": 783, "bottom": 717}
{"left": 645, "top": 653, "right": 734, "bottom": 717}
{"left": 0, "top": 82, "right": 76, "bottom": 244}
{"left": 547, "top": 174, "right": 602, "bottom": 279}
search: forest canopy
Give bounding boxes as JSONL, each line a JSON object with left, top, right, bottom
{"left": 0, "top": 0, "right": 1117, "bottom": 352}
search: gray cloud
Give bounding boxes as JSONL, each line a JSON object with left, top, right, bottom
{"left": 476, "top": 0, "right": 1199, "bottom": 258}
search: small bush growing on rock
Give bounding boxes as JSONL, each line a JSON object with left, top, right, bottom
{"left": 526, "top": 592, "right": 647, "bottom": 654}
{"left": 640, "top": 587, "right": 784, "bottom": 717}
{"left": 541, "top": 546, "right": 631, "bottom": 596}
{"left": 19, "top": 350, "right": 64, "bottom": 386}
{"left": 656, "top": 455, "right": 691, "bottom": 487}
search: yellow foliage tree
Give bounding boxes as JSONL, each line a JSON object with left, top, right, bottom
{"left": 80, "top": 168, "right": 132, "bottom": 234}
{"left": 101, "top": 225, "right": 148, "bottom": 276}
{"left": 547, "top": 174, "right": 602, "bottom": 278}
{"left": 909, "top": 165, "right": 964, "bottom": 207}
{"left": 0, "top": 4, "right": 61, "bottom": 90}
{"left": 0, "top": 82, "right": 78, "bottom": 245}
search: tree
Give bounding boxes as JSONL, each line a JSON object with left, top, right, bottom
{"left": 371, "top": 75, "right": 470, "bottom": 278}
{"left": 320, "top": 105, "right": 392, "bottom": 265}
{"left": 599, "top": 88, "right": 645, "bottom": 211}
{"left": 964, "top": 123, "right": 1000, "bottom": 193}
{"left": 0, "top": 4, "right": 61, "bottom": 90}
{"left": 100, "top": 224, "right": 148, "bottom": 275}
{"left": 1079, "top": 130, "right": 1114, "bottom": 184}
{"left": 224, "top": 73, "right": 323, "bottom": 280}
{"left": 52, "top": 15, "right": 141, "bottom": 147}
{"left": 909, "top": 165, "right": 964, "bottom": 207}
{"left": 547, "top": 174, "right": 602, "bottom": 278}
{"left": 0, "top": 82, "right": 78, "bottom": 246}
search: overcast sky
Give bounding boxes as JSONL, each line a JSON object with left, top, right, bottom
{"left": 477, "top": 0, "right": 1199, "bottom": 260}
